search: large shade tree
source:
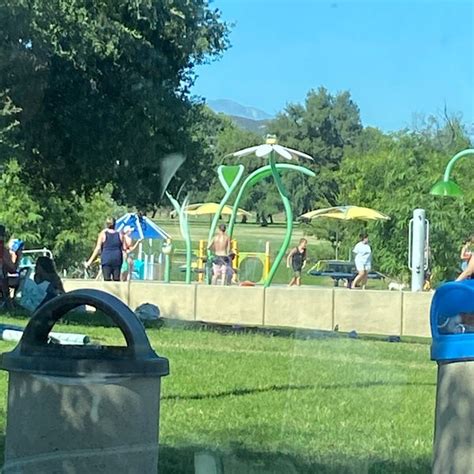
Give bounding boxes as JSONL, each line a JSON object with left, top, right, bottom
{"left": 0, "top": 0, "right": 229, "bottom": 206}
{"left": 267, "top": 87, "right": 363, "bottom": 212}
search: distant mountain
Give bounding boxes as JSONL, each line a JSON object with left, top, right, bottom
{"left": 207, "top": 99, "right": 272, "bottom": 121}
{"left": 228, "top": 115, "right": 269, "bottom": 134}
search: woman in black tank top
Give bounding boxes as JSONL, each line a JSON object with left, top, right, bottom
{"left": 85, "top": 217, "right": 124, "bottom": 281}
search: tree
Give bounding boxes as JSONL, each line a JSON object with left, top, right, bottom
{"left": 202, "top": 109, "right": 265, "bottom": 205}
{"left": 0, "top": 158, "right": 124, "bottom": 269}
{"left": 181, "top": 105, "right": 237, "bottom": 203}
{"left": 49, "top": 185, "right": 125, "bottom": 269}
{"left": 0, "top": 91, "right": 21, "bottom": 161}
{"left": 337, "top": 119, "right": 474, "bottom": 282}
{"left": 0, "top": 160, "right": 42, "bottom": 243}
{"left": 267, "top": 87, "right": 363, "bottom": 213}
{"left": 0, "top": 0, "right": 229, "bottom": 206}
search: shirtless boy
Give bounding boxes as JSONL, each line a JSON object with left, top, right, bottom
{"left": 208, "top": 224, "right": 231, "bottom": 285}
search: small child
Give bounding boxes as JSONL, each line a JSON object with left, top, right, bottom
{"left": 287, "top": 238, "right": 307, "bottom": 287}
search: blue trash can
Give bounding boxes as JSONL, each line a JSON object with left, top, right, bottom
{"left": 430, "top": 280, "right": 474, "bottom": 474}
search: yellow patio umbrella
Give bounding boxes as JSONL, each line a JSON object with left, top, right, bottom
{"left": 301, "top": 206, "right": 390, "bottom": 222}
{"left": 300, "top": 206, "right": 390, "bottom": 259}
{"left": 184, "top": 202, "right": 252, "bottom": 217}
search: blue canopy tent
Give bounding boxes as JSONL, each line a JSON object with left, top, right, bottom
{"left": 115, "top": 213, "right": 170, "bottom": 241}
{"left": 115, "top": 213, "right": 171, "bottom": 280}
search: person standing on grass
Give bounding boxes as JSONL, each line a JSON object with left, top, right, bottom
{"left": 85, "top": 217, "right": 125, "bottom": 281}
{"left": 208, "top": 224, "right": 231, "bottom": 285}
{"left": 287, "top": 238, "right": 307, "bottom": 286}
{"left": 351, "top": 233, "right": 372, "bottom": 289}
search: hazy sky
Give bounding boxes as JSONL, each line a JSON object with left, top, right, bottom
{"left": 192, "top": 0, "right": 474, "bottom": 131}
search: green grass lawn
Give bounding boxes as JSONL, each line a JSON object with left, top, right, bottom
{"left": 0, "top": 314, "right": 435, "bottom": 473}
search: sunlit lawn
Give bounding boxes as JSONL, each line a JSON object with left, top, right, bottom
{"left": 0, "top": 314, "right": 435, "bottom": 473}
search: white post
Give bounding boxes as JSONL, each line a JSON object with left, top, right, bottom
{"left": 409, "top": 208, "right": 426, "bottom": 292}
{"left": 138, "top": 242, "right": 143, "bottom": 262}
{"left": 149, "top": 254, "right": 154, "bottom": 280}
{"left": 144, "top": 254, "right": 149, "bottom": 281}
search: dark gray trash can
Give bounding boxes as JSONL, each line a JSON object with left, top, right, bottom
{"left": 0, "top": 289, "right": 169, "bottom": 474}
{"left": 430, "top": 281, "right": 474, "bottom": 474}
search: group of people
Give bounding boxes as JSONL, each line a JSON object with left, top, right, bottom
{"left": 285, "top": 233, "right": 372, "bottom": 289}
{"left": 0, "top": 229, "right": 64, "bottom": 312}
{"left": 85, "top": 218, "right": 141, "bottom": 281}
{"left": 287, "top": 232, "right": 474, "bottom": 289}
{"left": 207, "top": 225, "right": 374, "bottom": 289}
{"left": 85, "top": 218, "right": 474, "bottom": 289}
{"left": 1, "top": 216, "right": 141, "bottom": 311}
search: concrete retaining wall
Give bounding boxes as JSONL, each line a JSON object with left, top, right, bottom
{"left": 333, "top": 289, "right": 403, "bottom": 335}
{"left": 63, "top": 280, "right": 130, "bottom": 306}
{"left": 196, "top": 285, "right": 265, "bottom": 326}
{"left": 129, "top": 282, "right": 196, "bottom": 320}
{"left": 61, "top": 280, "right": 433, "bottom": 338}
{"left": 402, "top": 291, "right": 432, "bottom": 338}
{"left": 264, "top": 287, "right": 333, "bottom": 330}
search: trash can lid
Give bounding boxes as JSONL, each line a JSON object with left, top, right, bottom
{"left": 0, "top": 289, "right": 169, "bottom": 378}
{"left": 430, "top": 281, "right": 474, "bottom": 362}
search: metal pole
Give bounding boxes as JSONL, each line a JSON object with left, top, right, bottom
{"left": 143, "top": 254, "right": 148, "bottom": 281}
{"left": 410, "top": 209, "right": 426, "bottom": 292}
{"left": 149, "top": 254, "right": 154, "bottom": 280}
{"left": 228, "top": 163, "right": 315, "bottom": 238}
{"left": 264, "top": 241, "right": 271, "bottom": 279}
{"left": 264, "top": 151, "right": 293, "bottom": 288}
{"left": 164, "top": 239, "right": 171, "bottom": 283}
{"left": 138, "top": 242, "right": 143, "bottom": 262}
{"left": 442, "top": 148, "right": 474, "bottom": 182}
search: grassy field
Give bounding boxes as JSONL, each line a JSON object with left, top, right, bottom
{"left": 0, "top": 314, "right": 436, "bottom": 473}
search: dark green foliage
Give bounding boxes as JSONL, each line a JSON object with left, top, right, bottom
{"left": 0, "top": 0, "right": 229, "bottom": 205}
{"left": 0, "top": 160, "right": 42, "bottom": 243}
{"left": 267, "top": 87, "right": 363, "bottom": 210}
{"left": 0, "top": 91, "right": 21, "bottom": 160}
{"left": 338, "top": 119, "right": 473, "bottom": 282}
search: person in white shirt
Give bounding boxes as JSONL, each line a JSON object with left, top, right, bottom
{"left": 351, "top": 233, "right": 372, "bottom": 289}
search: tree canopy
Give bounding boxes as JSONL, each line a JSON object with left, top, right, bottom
{"left": 337, "top": 119, "right": 473, "bottom": 282}
{"left": 267, "top": 87, "right": 363, "bottom": 211}
{"left": 0, "top": 0, "right": 229, "bottom": 205}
